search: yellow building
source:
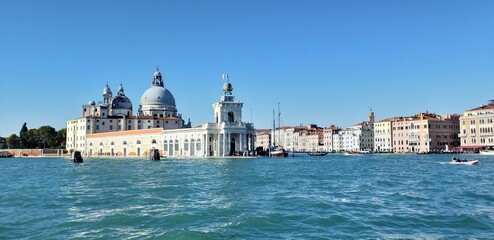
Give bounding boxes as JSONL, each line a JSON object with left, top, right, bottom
{"left": 459, "top": 100, "right": 494, "bottom": 151}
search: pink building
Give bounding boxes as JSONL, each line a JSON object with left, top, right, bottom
{"left": 393, "top": 113, "right": 460, "bottom": 153}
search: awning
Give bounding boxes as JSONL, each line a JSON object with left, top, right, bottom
{"left": 454, "top": 145, "right": 484, "bottom": 149}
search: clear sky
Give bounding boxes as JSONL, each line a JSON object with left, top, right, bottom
{"left": 1, "top": 0, "right": 493, "bottom": 136}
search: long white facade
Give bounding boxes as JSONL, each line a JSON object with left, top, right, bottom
{"left": 67, "top": 70, "right": 254, "bottom": 158}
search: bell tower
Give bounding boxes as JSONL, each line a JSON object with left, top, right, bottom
{"left": 103, "top": 83, "right": 112, "bottom": 104}
{"left": 212, "top": 74, "right": 243, "bottom": 124}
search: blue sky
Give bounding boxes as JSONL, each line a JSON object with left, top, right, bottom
{"left": 1, "top": 0, "right": 493, "bottom": 136}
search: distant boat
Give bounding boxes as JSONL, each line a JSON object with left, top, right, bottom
{"left": 269, "top": 103, "right": 287, "bottom": 158}
{"left": 307, "top": 152, "right": 328, "bottom": 156}
{"left": 479, "top": 150, "right": 494, "bottom": 155}
{"left": 450, "top": 156, "right": 478, "bottom": 165}
{"left": 270, "top": 146, "right": 288, "bottom": 158}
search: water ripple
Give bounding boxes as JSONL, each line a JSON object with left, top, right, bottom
{"left": 1, "top": 155, "right": 493, "bottom": 239}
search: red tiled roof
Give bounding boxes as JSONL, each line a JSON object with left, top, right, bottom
{"left": 466, "top": 104, "right": 494, "bottom": 112}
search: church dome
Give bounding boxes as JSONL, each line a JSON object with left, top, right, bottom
{"left": 112, "top": 95, "right": 133, "bottom": 109}
{"left": 103, "top": 84, "right": 112, "bottom": 95}
{"left": 140, "top": 86, "right": 176, "bottom": 106}
{"left": 88, "top": 100, "right": 96, "bottom": 105}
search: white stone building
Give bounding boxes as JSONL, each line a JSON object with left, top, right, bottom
{"left": 459, "top": 100, "right": 494, "bottom": 150}
{"left": 67, "top": 70, "right": 254, "bottom": 157}
{"left": 332, "top": 131, "right": 344, "bottom": 152}
{"left": 322, "top": 125, "right": 340, "bottom": 152}
{"left": 374, "top": 118, "right": 394, "bottom": 153}
{"left": 337, "top": 110, "right": 375, "bottom": 152}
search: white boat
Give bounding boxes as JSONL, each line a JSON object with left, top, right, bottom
{"left": 450, "top": 156, "right": 478, "bottom": 165}
{"left": 479, "top": 150, "right": 494, "bottom": 155}
{"left": 269, "top": 103, "right": 288, "bottom": 158}
{"left": 450, "top": 159, "right": 478, "bottom": 165}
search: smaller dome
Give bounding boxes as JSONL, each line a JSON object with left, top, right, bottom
{"left": 88, "top": 100, "right": 96, "bottom": 105}
{"left": 112, "top": 95, "right": 132, "bottom": 109}
{"left": 117, "top": 84, "right": 125, "bottom": 96}
{"left": 154, "top": 69, "right": 162, "bottom": 77}
{"left": 103, "top": 84, "right": 112, "bottom": 95}
{"left": 223, "top": 82, "right": 233, "bottom": 92}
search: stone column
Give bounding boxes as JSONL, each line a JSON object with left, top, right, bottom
{"left": 217, "top": 134, "right": 220, "bottom": 157}
{"left": 240, "top": 133, "right": 243, "bottom": 153}
{"left": 222, "top": 133, "right": 226, "bottom": 157}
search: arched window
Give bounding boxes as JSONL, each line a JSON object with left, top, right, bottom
{"left": 99, "top": 142, "right": 103, "bottom": 146}
{"left": 111, "top": 141, "right": 114, "bottom": 145}
{"left": 123, "top": 141, "right": 127, "bottom": 145}
{"left": 136, "top": 140, "right": 141, "bottom": 145}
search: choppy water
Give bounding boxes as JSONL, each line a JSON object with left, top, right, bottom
{"left": 1, "top": 154, "right": 493, "bottom": 239}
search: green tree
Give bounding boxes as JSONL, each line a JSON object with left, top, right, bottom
{"left": 56, "top": 128, "right": 66, "bottom": 148}
{"left": 6, "top": 134, "right": 18, "bottom": 149}
{"left": 38, "top": 126, "right": 57, "bottom": 149}
{"left": 20, "top": 122, "right": 28, "bottom": 147}
{"left": 26, "top": 129, "right": 38, "bottom": 148}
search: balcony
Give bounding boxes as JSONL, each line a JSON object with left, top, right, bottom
{"left": 458, "top": 133, "right": 467, "bottom": 138}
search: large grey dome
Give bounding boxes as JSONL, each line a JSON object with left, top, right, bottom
{"left": 140, "top": 86, "right": 176, "bottom": 107}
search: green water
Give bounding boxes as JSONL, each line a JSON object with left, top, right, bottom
{"left": 1, "top": 154, "right": 493, "bottom": 239}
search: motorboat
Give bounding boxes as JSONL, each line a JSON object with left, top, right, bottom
{"left": 450, "top": 156, "right": 478, "bottom": 165}
{"left": 479, "top": 150, "right": 494, "bottom": 155}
